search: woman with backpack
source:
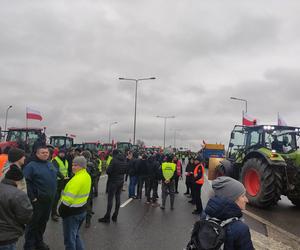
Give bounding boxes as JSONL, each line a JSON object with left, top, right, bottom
{"left": 187, "top": 176, "right": 254, "bottom": 250}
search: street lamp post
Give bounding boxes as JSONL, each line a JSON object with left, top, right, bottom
{"left": 4, "top": 105, "right": 13, "bottom": 131}
{"left": 119, "top": 77, "right": 156, "bottom": 144}
{"left": 156, "top": 115, "right": 175, "bottom": 149}
{"left": 108, "top": 121, "right": 118, "bottom": 144}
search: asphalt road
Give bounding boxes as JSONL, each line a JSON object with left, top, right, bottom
{"left": 17, "top": 175, "right": 201, "bottom": 250}
{"left": 247, "top": 195, "right": 300, "bottom": 237}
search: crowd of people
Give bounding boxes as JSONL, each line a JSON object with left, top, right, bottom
{"left": 0, "top": 144, "right": 253, "bottom": 250}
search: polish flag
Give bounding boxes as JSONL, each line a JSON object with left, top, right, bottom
{"left": 26, "top": 107, "right": 43, "bottom": 121}
{"left": 243, "top": 113, "right": 257, "bottom": 126}
{"left": 278, "top": 113, "right": 287, "bottom": 126}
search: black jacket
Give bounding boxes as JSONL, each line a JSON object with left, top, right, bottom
{"left": 147, "top": 158, "right": 160, "bottom": 180}
{"left": 106, "top": 153, "right": 128, "bottom": 183}
{"left": 0, "top": 179, "right": 33, "bottom": 245}
{"left": 135, "top": 159, "right": 149, "bottom": 176}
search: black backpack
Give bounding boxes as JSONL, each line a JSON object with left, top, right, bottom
{"left": 186, "top": 217, "right": 238, "bottom": 250}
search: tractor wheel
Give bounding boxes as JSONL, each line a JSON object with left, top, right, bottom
{"left": 241, "top": 158, "right": 282, "bottom": 208}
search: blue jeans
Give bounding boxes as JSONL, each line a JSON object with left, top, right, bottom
{"left": 0, "top": 243, "right": 16, "bottom": 250}
{"left": 128, "top": 176, "right": 137, "bottom": 198}
{"left": 63, "top": 212, "right": 86, "bottom": 250}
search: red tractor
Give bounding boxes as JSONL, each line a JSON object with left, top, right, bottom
{"left": 0, "top": 127, "right": 46, "bottom": 154}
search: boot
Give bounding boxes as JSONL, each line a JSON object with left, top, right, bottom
{"left": 112, "top": 213, "right": 118, "bottom": 222}
{"left": 98, "top": 216, "right": 110, "bottom": 223}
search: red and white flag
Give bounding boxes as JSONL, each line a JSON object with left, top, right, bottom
{"left": 26, "top": 107, "right": 43, "bottom": 121}
{"left": 243, "top": 113, "right": 257, "bottom": 126}
{"left": 278, "top": 113, "right": 287, "bottom": 126}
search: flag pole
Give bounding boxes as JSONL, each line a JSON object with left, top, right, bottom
{"left": 242, "top": 110, "right": 244, "bottom": 125}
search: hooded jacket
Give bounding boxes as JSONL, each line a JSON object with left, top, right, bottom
{"left": 106, "top": 153, "right": 128, "bottom": 183}
{"left": 204, "top": 196, "right": 254, "bottom": 250}
{"left": 0, "top": 179, "right": 33, "bottom": 245}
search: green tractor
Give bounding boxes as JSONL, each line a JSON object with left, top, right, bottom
{"left": 216, "top": 125, "right": 300, "bottom": 208}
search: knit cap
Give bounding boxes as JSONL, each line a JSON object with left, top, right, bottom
{"left": 73, "top": 156, "right": 87, "bottom": 168}
{"left": 212, "top": 176, "right": 246, "bottom": 201}
{"left": 5, "top": 165, "right": 24, "bottom": 181}
{"left": 8, "top": 148, "right": 25, "bottom": 163}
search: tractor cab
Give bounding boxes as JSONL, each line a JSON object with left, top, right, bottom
{"left": 228, "top": 125, "right": 300, "bottom": 162}
{"left": 50, "top": 136, "right": 74, "bottom": 150}
{"left": 0, "top": 127, "right": 45, "bottom": 154}
{"left": 116, "top": 142, "right": 132, "bottom": 154}
{"left": 222, "top": 124, "right": 300, "bottom": 208}
{"left": 82, "top": 142, "right": 100, "bottom": 154}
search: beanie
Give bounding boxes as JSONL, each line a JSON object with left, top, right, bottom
{"left": 81, "top": 150, "right": 92, "bottom": 160}
{"left": 212, "top": 176, "right": 246, "bottom": 201}
{"left": 5, "top": 165, "right": 24, "bottom": 181}
{"left": 8, "top": 148, "right": 25, "bottom": 163}
{"left": 73, "top": 156, "right": 87, "bottom": 168}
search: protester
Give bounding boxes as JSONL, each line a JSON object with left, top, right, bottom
{"left": 58, "top": 156, "right": 91, "bottom": 250}
{"left": 81, "top": 150, "right": 98, "bottom": 228}
{"left": 146, "top": 154, "right": 160, "bottom": 205}
{"left": 160, "top": 154, "right": 176, "bottom": 210}
{"left": 184, "top": 157, "right": 194, "bottom": 196}
{"left": 23, "top": 145, "right": 57, "bottom": 250}
{"left": 0, "top": 147, "right": 10, "bottom": 179}
{"left": 136, "top": 154, "right": 149, "bottom": 200}
{"left": 51, "top": 149, "right": 69, "bottom": 221}
{"left": 204, "top": 176, "right": 254, "bottom": 250}
{"left": 7, "top": 148, "right": 27, "bottom": 192}
{"left": 192, "top": 156, "right": 205, "bottom": 215}
{"left": 128, "top": 151, "right": 138, "bottom": 199}
{"left": 0, "top": 165, "right": 33, "bottom": 250}
{"left": 173, "top": 156, "right": 182, "bottom": 194}
{"left": 98, "top": 150, "right": 129, "bottom": 223}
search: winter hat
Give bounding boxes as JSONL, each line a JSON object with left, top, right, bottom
{"left": 212, "top": 176, "right": 246, "bottom": 201}
{"left": 8, "top": 148, "right": 25, "bottom": 163}
{"left": 81, "top": 150, "right": 92, "bottom": 160}
{"left": 5, "top": 165, "right": 24, "bottom": 181}
{"left": 73, "top": 156, "right": 87, "bottom": 168}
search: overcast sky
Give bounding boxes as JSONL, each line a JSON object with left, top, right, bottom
{"left": 1, "top": 0, "right": 300, "bottom": 150}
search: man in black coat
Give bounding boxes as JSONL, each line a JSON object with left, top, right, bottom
{"left": 98, "top": 150, "right": 130, "bottom": 223}
{"left": 0, "top": 164, "right": 33, "bottom": 249}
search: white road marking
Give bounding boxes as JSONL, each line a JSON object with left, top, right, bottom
{"left": 120, "top": 198, "right": 133, "bottom": 208}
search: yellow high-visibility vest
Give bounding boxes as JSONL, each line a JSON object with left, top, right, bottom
{"left": 53, "top": 156, "right": 69, "bottom": 178}
{"left": 98, "top": 159, "right": 102, "bottom": 172}
{"left": 162, "top": 162, "right": 176, "bottom": 181}
{"left": 61, "top": 169, "right": 91, "bottom": 207}
{"left": 106, "top": 155, "right": 113, "bottom": 167}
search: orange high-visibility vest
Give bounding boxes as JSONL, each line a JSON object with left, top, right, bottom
{"left": 194, "top": 164, "right": 205, "bottom": 185}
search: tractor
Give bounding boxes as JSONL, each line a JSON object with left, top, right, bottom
{"left": 216, "top": 125, "right": 300, "bottom": 208}
{"left": 116, "top": 142, "right": 132, "bottom": 154}
{"left": 49, "top": 135, "right": 74, "bottom": 150}
{"left": 0, "top": 127, "right": 46, "bottom": 154}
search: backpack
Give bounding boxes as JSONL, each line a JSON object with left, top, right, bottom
{"left": 186, "top": 216, "right": 239, "bottom": 250}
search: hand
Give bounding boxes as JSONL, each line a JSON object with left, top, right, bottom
{"left": 165, "top": 180, "right": 170, "bottom": 184}
{"left": 32, "top": 198, "right": 37, "bottom": 203}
